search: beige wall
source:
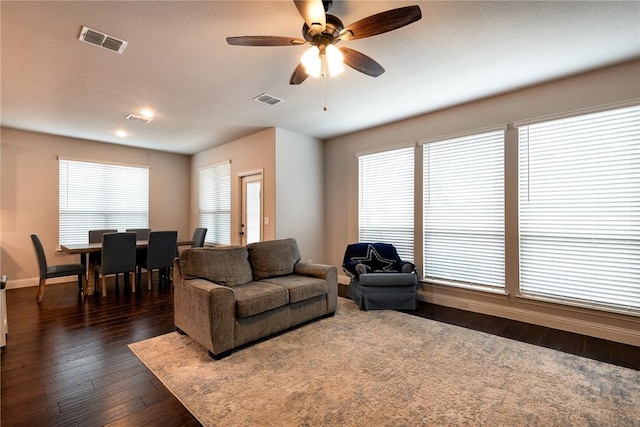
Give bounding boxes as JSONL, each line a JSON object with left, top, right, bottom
{"left": 191, "top": 128, "right": 277, "bottom": 246}
{"left": 324, "top": 59, "right": 640, "bottom": 345}
{"left": 0, "top": 128, "right": 190, "bottom": 288}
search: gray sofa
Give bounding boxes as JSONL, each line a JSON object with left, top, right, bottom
{"left": 173, "top": 238, "right": 338, "bottom": 359}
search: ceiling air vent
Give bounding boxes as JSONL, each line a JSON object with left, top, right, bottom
{"left": 79, "top": 26, "right": 128, "bottom": 54}
{"left": 253, "top": 93, "right": 284, "bottom": 106}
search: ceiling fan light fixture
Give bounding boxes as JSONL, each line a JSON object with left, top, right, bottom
{"left": 325, "top": 44, "right": 344, "bottom": 76}
{"left": 301, "top": 44, "right": 344, "bottom": 78}
{"left": 301, "top": 46, "right": 322, "bottom": 77}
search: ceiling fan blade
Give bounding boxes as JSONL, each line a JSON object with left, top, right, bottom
{"left": 294, "top": 0, "right": 326, "bottom": 35}
{"left": 289, "top": 62, "right": 310, "bottom": 85}
{"left": 339, "top": 47, "right": 385, "bottom": 78}
{"left": 339, "top": 5, "right": 422, "bottom": 41}
{"left": 226, "top": 36, "right": 305, "bottom": 47}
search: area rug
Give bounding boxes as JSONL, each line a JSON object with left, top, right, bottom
{"left": 128, "top": 298, "right": 640, "bottom": 426}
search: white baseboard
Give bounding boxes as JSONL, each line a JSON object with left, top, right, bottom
{"left": 418, "top": 290, "right": 640, "bottom": 347}
{"left": 6, "top": 277, "right": 71, "bottom": 290}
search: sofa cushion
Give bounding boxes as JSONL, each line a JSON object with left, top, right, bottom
{"left": 260, "top": 275, "right": 328, "bottom": 304}
{"left": 247, "top": 238, "right": 301, "bottom": 280}
{"left": 179, "top": 247, "right": 253, "bottom": 287}
{"left": 233, "top": 281, "right": 289, "bottom": 318}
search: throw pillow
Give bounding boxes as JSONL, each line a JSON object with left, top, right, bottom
{"left": 179, "top": 246, "right": 253, "bottom": 287}
{"left": 247, "top": 238, "right": 301, "bottom": 280}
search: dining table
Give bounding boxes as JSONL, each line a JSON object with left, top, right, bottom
{"left": 60, "top": 238, "right": 193, "bottom": 296}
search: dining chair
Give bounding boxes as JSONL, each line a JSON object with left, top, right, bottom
{"left": 178, "top": 227, "right": 207, "bottom": 257}
{"left": 191, "top": 227, "right": 207, "bottom": 248}
{"left": 125, "top": 228, "right": 151, "bottom": 240}
{"left": 126, "top": 228, "right": 151, "bottom": 277}
{"left": 94, "top": 232, "right": 137, "bottom": 297}
{"left": 88, "top": 229, "right": 118, "bottom": 244}
{"left": 138, "top": 231, "right": 178, "bottom": 290}
{"left": 31, "top": 234, "right": 85, "bottom": 303}
{"left": 88, "top": 228, "right": 118, "bottom": 283}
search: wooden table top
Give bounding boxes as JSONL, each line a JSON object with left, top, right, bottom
{"left": 60, "top": 239, "right": 193, "bottom": 254}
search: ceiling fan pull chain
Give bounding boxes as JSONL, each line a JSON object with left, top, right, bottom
{"left": 323, "top": 72, "right": 328, "bottom": 112}
{"left": 320, "top": 54, "right": 328, "bottom": 111}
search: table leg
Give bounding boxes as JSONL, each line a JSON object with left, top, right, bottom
{"left": 86, "top": 258, "right": 96, "bottom": 296}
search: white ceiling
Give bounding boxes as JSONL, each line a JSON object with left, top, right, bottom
{"left": 2, "top": 1, "right": 639, "bottom": 155}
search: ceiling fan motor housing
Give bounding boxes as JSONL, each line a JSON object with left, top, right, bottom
{"left": 303, "top": 14, "right": 344, "bottom": 45}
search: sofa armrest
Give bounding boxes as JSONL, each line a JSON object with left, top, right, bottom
{"left": 294, "top": 261, "right": 333, "bottom": 279}
{"left": 173, "top": 259, "right": 237, "bottom": 355}
{"left": 294, "top": 261, "right": 338, "bottom": 314}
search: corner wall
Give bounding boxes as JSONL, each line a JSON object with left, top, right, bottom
{"left": 275, "top": 128, "right": 325, "bottom": 263}
{"left": 190, "top": 127, "right": 326, "bottom": 263}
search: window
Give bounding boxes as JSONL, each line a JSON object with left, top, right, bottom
{"left": 422, "top": 129, "right": 505, "bottom": 290}
{"left": 199, "top": 161, "right": 231, "bottom": 245}
{"left": 358, "top": 147, "right": 414, "bottom": 261}
{"left": 518, "top": 105, "right": 640, "bottom": 313}
{"left": 59, "top": 159, "right": 149, "bottom": 245}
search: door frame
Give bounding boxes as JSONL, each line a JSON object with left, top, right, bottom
{"left": 238, "top": 170, "right": 263, "bottom": 246}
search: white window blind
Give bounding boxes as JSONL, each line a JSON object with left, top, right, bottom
{"left": 423, "top": 130, "right": 505, "bottom": 290}
{"left": 59, "top": 159, "right": 149, "bottom": 245}
{"left": 358, "top": 147, "right": 414, "bottom": 261}
{"left": 199, "top": 161, "right": 231, "bottom": 245}
{"left": 518, "top": 105, "right": 640, "bottom": 313}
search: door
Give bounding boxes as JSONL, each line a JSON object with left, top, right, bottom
{"left": 240, "top": 173, "right": 262, "bottom": 245}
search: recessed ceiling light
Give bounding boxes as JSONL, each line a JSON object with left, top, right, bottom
{"left": 116, "top": 130, "right": 127, "bottom": 137}
{"left": 139, "top": 109, "right": 154, "bottom": 118}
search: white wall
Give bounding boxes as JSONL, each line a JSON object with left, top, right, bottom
{"left": 275, "top": 128, "right": 325, "bottom": 263}
{"left": 324, "top": 60, "right": 640, "bottom": 345}
{"left": 0, "top": 128, "right": 191, "bottom": 288}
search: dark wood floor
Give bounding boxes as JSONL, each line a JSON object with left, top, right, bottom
{"left": 2, "top": 282, "right": 638, "bottom": 427}
{"left": 1, "top": 280, "right": 200, "bottom": 427}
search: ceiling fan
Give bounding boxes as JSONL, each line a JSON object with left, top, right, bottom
{"left": 226, "top": 1, "right": 422, "bottom": 85}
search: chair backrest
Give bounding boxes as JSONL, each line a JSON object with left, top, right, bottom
{"left": 88, "top": 229, "right": 118, "bottom": 243}
{"left": 192, "top": 227, "right": 207, "bottom": 248}
{"left": 342, "top": 242, "right": 404, "bottom": 276}
{"left": 30, "top": 234, "right": 48, "bottom": 278}
{"left": 126, "top": 228, "right": 151, "bottom": 240}
{"left": 146, "top": 231, "right": 178, "bottom": 269}
{"left": 100, "top": 232, "right": 137, "bottom": 274}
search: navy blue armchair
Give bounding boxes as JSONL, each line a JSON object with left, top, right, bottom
{"left": 343, "top": 242, "right": 417, "bottom": 310}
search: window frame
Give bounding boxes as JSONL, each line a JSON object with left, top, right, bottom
{"left": 516, "top": 104, "right": 640, "bottom": 315}
{"left": 421, "top": 127, "right": 506, "bottom": 292}
{"left": 357, "top": 145, "right": 415, "bottom": 262}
